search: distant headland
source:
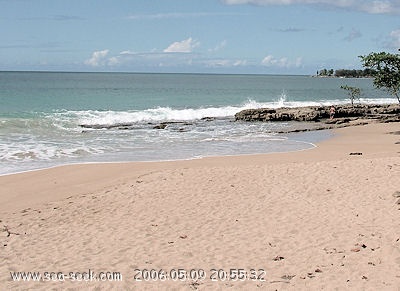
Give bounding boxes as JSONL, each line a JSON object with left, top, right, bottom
{"left": 315, "top": 68, "right": 374, "bottom": 78}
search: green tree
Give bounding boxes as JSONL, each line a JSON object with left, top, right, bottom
{"left": 340, "top": 85, "right": 361, "bottom": 106}
{"left": 319, "top": 69, "right": 327, "bottom": 76}
{"left": 360, "top": 51, "right": 400, "bottom": 104}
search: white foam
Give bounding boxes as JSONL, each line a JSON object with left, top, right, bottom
{"left": 73, "top": 100, "right": 266, "bottom": 126}
{"left": 57, "top": 97, "right": 398, "bottom": 128}
{"left": 0, "top": 96, "right": 394, "bottom": 175}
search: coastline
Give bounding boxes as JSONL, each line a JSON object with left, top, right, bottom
{"left": 0, "top": 131, "right": 324, "bottom": 178}
{"left": 1, "top": 122, "right": 399, "bottom": 290}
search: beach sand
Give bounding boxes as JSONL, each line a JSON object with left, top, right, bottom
{"left": 1, "top": 122, "right": 399, "bottom": 290}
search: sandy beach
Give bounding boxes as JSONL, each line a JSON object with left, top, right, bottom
{"left": 1, "top": 122, "right": 399, "bottom": 290}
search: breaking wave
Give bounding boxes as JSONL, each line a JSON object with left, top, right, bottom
{"left": 55, "top": 97, "right": 396, "bottom": 128}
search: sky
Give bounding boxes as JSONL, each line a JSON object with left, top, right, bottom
{"left": 1, "top": 0, "right": 399, "bottom": 74}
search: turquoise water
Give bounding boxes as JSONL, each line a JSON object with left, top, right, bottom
{"left": 0, "top": 72, "right": 395, "bottom": 175}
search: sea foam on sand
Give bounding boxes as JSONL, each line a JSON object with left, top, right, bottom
{"left": 0, "top": 122, "right": 399, "bottom": 290}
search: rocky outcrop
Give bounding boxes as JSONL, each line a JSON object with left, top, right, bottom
{"left": 235, "top": 104, "right": 400, "bottom": 123}
{"left": 153, "top": 123, "right": 168, "bottom": 129}
{"left": 80, "top": 121, "right": 193, "bottom": 130}
{"left": 80, "top": 122, "right": 136, "bottom": 130}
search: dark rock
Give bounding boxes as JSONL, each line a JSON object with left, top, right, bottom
{"left": 326, "top": 118, "right": 354, "bottom": 125}
{"left": 383, "top": 116, "right": 400, "bottom": 123}
{"left": 336, "top": 118, "right": 352, "bottom": 124}
{"left": 235, "top": 104, "right": 400, "bottom": 123}
{"left": 153, "top": 123, "right": 167, "bottom": 129}
{"left": 80, "top": 122, "right": 136, "bottom": 130}
{"left": 201, "top": 117, "right": 216, "bottom": 121}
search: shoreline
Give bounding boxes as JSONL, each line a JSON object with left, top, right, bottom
{"left": 0, "top": 128, "right": 328, "bottom": 177}
{"left": 0, "top": 133, "right": 324, "bottom": 214}
{"left": 0, "top": 114, "right": 395, "bottom": 179}
{"left": 1, "top": 122, "right": 399, "bottom": 290}
{"left": 1, "top": 122, "right": 398, "bottom": 213}
{"left": 0, "top": 139, "right": 320, "bottom": 178}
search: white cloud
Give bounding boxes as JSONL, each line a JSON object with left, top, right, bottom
{"left": 205, "top": 58, "right": 247, "bottom": 68}
{"left": 261, "top": 54, "right": 303, "bottom": 68}
{"left": 343, "top": 28, "right": 362, "bottom": 42}
{"left": 276, "top": 27, "right": 306, "bottom": 33}
{"left": 127, "top": 12, "right": 247, "bottom": 20}
{"left": 120, "top": 50, "right": 136, "bottom": 55}
{"left": 233, "top": 59, "right": 248, "bottom": 66}
{"left": 208, "top": 40, "right": 227, "bottom": 52}
{"left": 261, "top": 55, "right": 275, "bottom": 66}
{"left": 363, "top": 0, "right": 393, "bottom": 13}
{"left": 163, "top": 37, "right": 200, "bottom": 53}
{"left": 385, "top": 29, "right": 400, "bottom": 49}
{"left": 294, "top": 57, "right": 303, "bottom": 67}
{"left": 83, "top": 46, "right": 304, "bottom": 72}
{"left": 84, "top": 48, "right": 201, "bottom": 69}
{"left": 108, "top": 51, "right": 161, "bottom": 66}
{"left": 221, "top": 0, "right": 400, "bottom": 14}
{"left": 84, "top": 49, "right": 110, "bottom": 67}
{"left": 390, "top": 29, "right": 400, "bottom": 47}
{"left": 107, "top": 56, "right": 120, "bottom": 66}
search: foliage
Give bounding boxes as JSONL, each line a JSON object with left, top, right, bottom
{"left": 317, "top": 69, "right": 334, "bottom": 76}
{"left": 334, "top": 69, "right": 374, "bottom": 78}
{"left": 317, "top": 68, "right": 374, "bottom": 78}
{"left": 340, "top": 85, "right": 361, "bottom": 106}
{"left": 359, "top": 51, "right": 400, "bottom": 104}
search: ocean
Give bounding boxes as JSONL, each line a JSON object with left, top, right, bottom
{"left": 0, "top": 72, "right": 395, "bottom": 175}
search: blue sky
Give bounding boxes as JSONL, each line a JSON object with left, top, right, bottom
{"left": 1, "top": 0, "right": 399, "bottom": 74}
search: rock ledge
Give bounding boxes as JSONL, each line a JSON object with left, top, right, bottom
{"left": 235, "top": 104, "right": 400, "bottom": 123}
